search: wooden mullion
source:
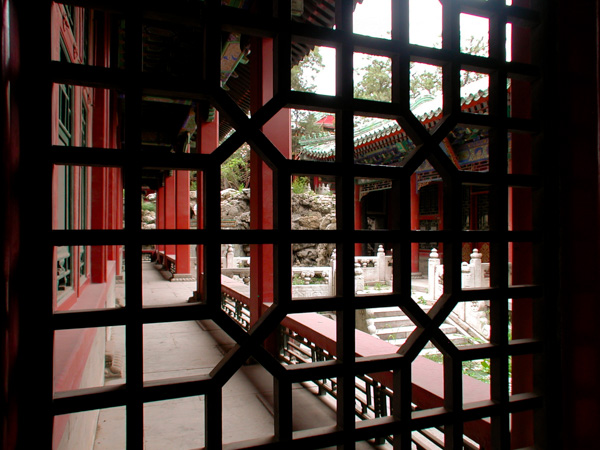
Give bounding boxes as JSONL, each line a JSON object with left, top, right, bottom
{"left": 53, "top": 385, "right": 128, "bottom": 416}
{"left": 287, "top": 89, "right": 343, "bottom": 113}
{"left": 442, "top": 0, "right": 462, "bottom": 118}
{"left": 273, "top": 159, "right": 291, "bottom": 308}
{"left": 50, "top": 229, "right": 126, "bottom": 246}
{"left": 393, "top": 359, "right": 412, "bottom": 450}
{"left": 16, "top": 0, "right": 56, "bottom": 446}
{"left": 274, "top": 378, "right": 293, "bottom": 443}
{"left": 333, "top": 0, "right": 356, "bottom": 445}
{"left": 287, "top": 159, "right": 344, "bottom": 177}
{"left": 143, "top": 375, "right": 212, "bottom": 403}
{"left": 396, "top": 175, "right": 412, "bottom": 300}
{"left": 485, "top": 3, "right": 512, "bottom": 448}
{"left": 443, "top": 355, "right": 464, "bottom": 449}
{"left": 205, "top": 385, "right": 223, "bottom": 449}
{"left": 272, "top": 7, "right": 290, "bottom": 98}
{"left": 122, "top": 4, "right": 144, "bottom": 448}
{"left": 204, "top": 159, "right": 222, "bottom": 313}
{"left": 49, "top": 146, "right": 124, "bottom": 167}
{"left": 49, "top": 60, "right": 125, "bottom": 90}
{"left": 351, "top": 163, "right": 403, "bottom": 180}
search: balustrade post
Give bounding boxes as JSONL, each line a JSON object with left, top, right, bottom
{"left": 226, "top": 244, "right": 234, "bottom": 268}
{"left": 470, "top": 248, "right": 482, "bottom": 288}
{"left": 428, "top": 248, "right": 441, "bottom": 300}
{"left": 377, "top": 245, "right": 386, "bottom": 283}
{"left": 355, "top": 262, "right": 364, "bottom": 292}
{"left": 330, "top": 249, "right": 336, "bottom": 296}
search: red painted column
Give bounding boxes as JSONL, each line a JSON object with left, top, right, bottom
{"left": 249, "top": 37, "right": 290, "bottom": 327}
{"left": 90, "top": 58, "right": 110, "bottom": 284}
{"left": 437, "top": 182, "right": 443, "bottom": 259}
{"left": 107, "top": 168, "right": 117, "bottom": 262}
{"left": 175, "top": 170, "right": 191, "bottom": 274}
{"left": 114, "top": 168, "right": 124, "bottom": 275}
{"left": 157, "top": 186, "right": 165, "bottom": 261}
{"left": 164, "top": 173, "right": 176, "bottom": 257}
{"left": 90, "top": 167, "right": 107, "bottom": 283}
{"left": 354, "top": 186, "right": 362, "bottom": 256}
{"left": 410, "top": 174, "right": 420, "bottom": 272}
{"left": 196, "top": 112, "right": 220, "bottom": 297}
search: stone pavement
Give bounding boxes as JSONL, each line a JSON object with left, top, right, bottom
{"left": 93, "top": 262, "right": 388, "bottom": 449}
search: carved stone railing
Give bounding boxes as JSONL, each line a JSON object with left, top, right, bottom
{"left": 220, "top": 244, "right": 393, "bottom": 294}
{"left": 429, "top": 248, "right": 492, "bottom": 338}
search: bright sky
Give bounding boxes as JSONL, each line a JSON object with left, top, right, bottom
{"left": 312, "top": 0, "right": 509, "bottom": 96}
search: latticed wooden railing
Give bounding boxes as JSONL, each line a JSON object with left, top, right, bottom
{"left": 223, "top": 281, "right": 486, "bottom": 448}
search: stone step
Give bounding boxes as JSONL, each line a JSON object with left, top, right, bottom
{"left": 387, "top": 334, "right": 471, "bottom": 349}
{"left": 372, "top": 316, "right": 415, "bottom": 329}
{"left": 411, "top": 282, "right": 429, "bottom": 293}
{"left": 369, "top": 306, "right": 430, "bottom": 319}
{"left": 375, "top": 323, "right": 458, "bottom": 341}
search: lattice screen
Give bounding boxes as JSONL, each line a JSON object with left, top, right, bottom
{"left": 42, "top": 1, "right": 547, "bottom": 448}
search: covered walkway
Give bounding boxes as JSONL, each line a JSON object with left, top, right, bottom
{"left": 93, "top": 262, "right": 387, "bottom": 449}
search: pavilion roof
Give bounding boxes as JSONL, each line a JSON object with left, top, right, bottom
{"left": 297, "top": 77, "right": 493, "bottom": 163}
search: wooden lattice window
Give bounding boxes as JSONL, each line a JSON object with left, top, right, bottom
{"left": 37, "top": 1, "right": 548, "bottom": 448}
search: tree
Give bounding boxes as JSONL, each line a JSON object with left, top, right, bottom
{"left": 354, "top": 36, "right": 489, "bottom": 103}
{"left": 221, "top": 145, "right": 250, "bottom": 190}
{"left": 291, "top": 47, "right": 327, "bottom": 156}
{"left": 291, "top": 46, "right": 325, "bottom": 92}
{"left": 354, "top": 57, "right": 392, "bottom": 102}
{"left": 460, "top": 35, "right": 488, "bottom": 86}
{"left": 409, "top": 64, "right": 443, "bottom": 100}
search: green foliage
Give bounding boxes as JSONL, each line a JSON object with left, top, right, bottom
{"left": 142, "top": 201, "right": 156, "bottom": 212}
{"left": 409, "top": 35, "right": 488, "bottom": 101}
{"left": 418, "top": 296, "right": 427, "bottom": 305}
{"left": 291, "top": 47, "right": 325, "bottom": 92}
{"left": 221, "top": 145, "right": 250, "bottom": 190}
{"left": 292, "top": 110, "right": 322, "bottom": 156}
{"left": 292, "top": 176, "right": 310, "bottom": 194}
{"left": 354, "top": 57, "right": 392, "bottom": 102}
{"left": 410, "top": 64, "right": 443, "bottom": 100}
{"left": 292, "top": 273, "right": 327, "bottom": 285}
{"left": 190, "top": 171, "right": 197, "bottom": 191}
{"left": 423, "top": 353, "right": 444, "bottom": 364}
{"left": 291, "top": 47, "right": 327, "bottom": 157}
{"left": 423, "top": 354, "right": 492, "bottom": 384}
{"left": 462, "top": 359, "right": 491, "bottom": 384}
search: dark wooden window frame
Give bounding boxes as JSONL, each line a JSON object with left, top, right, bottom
{"left": 30, "top": 1, "right": 549, "bottom": 448}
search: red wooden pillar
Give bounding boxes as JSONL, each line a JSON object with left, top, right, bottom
{"left": 195, "top": 111, "right": 219, "bottom": 297}
{"left": 164, "top": 173, "right": 176, "bottom": 256}
{"left": 107, "top": 168, "right": 117, "bottom": 262}
{"left": 437, "top": 182, "right": 444, "bottom": 258}
{"left": 90, "top": 62, "right": 111, "bottom": 284}
{"left": 175, "top": 170, "right": 191, "bottom": 274}
{"left": 115, "top": 168, "right": 124, "bottom": 275}
{"left": 354, "top": 186, "right": 362, "bottom": 256}
{"left": 249, "top": 37, "right": 290, "bottom": 327}
{"left": 157, "top": 186, "right": 165, "bottom": 260}
{"left": 90, "top": 167, "right": 107, "bottom": 283}
{"left": 410, "top": 174, "right": 420, "bottom": 273}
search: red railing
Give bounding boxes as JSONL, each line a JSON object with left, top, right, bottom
{"left": 220, "top": 277, "right": 492, "bottom": 448}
